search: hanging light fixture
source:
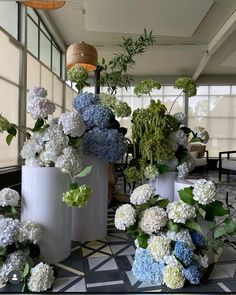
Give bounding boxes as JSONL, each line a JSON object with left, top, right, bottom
{"left": 66, "top": 42, "right": 98, "bottom": 72}
{"left": 20, "top": 1, "right": 65, "bottom": 10}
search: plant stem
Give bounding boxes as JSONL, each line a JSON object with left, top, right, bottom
{"left": 168, "top": 90, "right": 183, "bottom": 114}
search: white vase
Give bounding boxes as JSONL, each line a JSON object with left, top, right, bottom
{"left": 72, "top": 154, "right": 108, "bottom": 242}
{"left": 21, "top": 166, "right": 72, "bottom": 264}
{"left": 148, "top": 171, "right": 177, "bottom": 202}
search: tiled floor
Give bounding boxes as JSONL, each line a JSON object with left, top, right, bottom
{"left": 1, "top": 169, "right": 236, "bottom": 293}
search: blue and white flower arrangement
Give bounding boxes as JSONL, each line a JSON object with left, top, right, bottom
{"left": 114, "top": 180, "right": 236, "bottom": 289}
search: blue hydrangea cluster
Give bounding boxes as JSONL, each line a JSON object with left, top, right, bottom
{"left": 184, "top": 262, "right": 202, "bottom": 284}
{"left": 83, "top": 127, "right": 128, "bottom": 162}
{"left": 174, "top": 241, "right": 193, "bottom": 265}
{"left": 190, "top": 231, "right": 206, "bottom": 248}
{"left": 73, "top": 92, "right": 98, "bottom": 112}
{"left": 132, "top": 248, "right": 164, "bottom": 285}
{"left": 82, "top": 104, "right": 114, "bottom": 129}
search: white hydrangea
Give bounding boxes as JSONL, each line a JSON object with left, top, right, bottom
{"left": 163, "top": 264, "right": 185, "bottom": 289}
{"left": 193, "top": 127, "right": 209, "bottom": 144}
{"left": 21, "top": 138, "right": 44, "bottom": 160}
{"left": 25, "top": 158, "right": 43, "bottom": 167}
{"left": 40, "top": 141, "right": 65, "bottom": 164}
{"left": 130, "top": 184, "right": 155, "bottom": 205}
{"left": 173, "top": 112, "right": 186, "bottom": 124}
{"left": 27, "top": 262, "right": 54, "bottom": 292}
{"left": 27, "top": 97, "right": 55, "bottom": 119}
{"left": 139, "top": 206, "right": 167, "bottom": 234}
{"left": 55, "top": 146, "right": 82, "bottom": 175}
{"left": 0, "top": 188, "right": 20, "bottom": 207}
{"left": 18, "top": 221, "right": 43, "bottom": 244}
{"left": 0, "top": 218, "right": 19, "bottom": 247}
{"left": 42, "top": 124, "right": 68, "bottom": 147}
{"left": 144, "top": 165, "right": 159, "bottom": 180}
{"left": 193, "top": 179, "right": 216, "bottom": 205}
{"left": 166, "top": 200, "right": 196, "bottom": 224}
{"left": 28, "top": 87, "right": 47, "bottom": 100}
{"left": 59, "top": 111, "right": 85, "bottom": 137}
{"left": 166, "top": 230, "right": 195, "bottom": 249}
{"left": 148, "top": 235, "right": 171, "bottom": 262}
{"left": 165, "top": 157, "right": 178, "bottom": 171}
{"left": 169, "top": 130, "right": 188, "bottom": 150}
{"left": 163, "top": 254, "right": 179, "bottom": 266}
{"left": 177, "top": 162, "right": 189, "bottom": 179}
{"left": 114, "top": 204, "right": 136, "bottom": 230}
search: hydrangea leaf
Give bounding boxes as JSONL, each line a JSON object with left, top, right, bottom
{"left": 23, "top": 262, "right": 30, "bottom": 278}
{"left": 6, "top": 133, "right": 14, "bottom": 146}
{"left": 159, "top": 164, "right": 169, "bottom": 174}
{"left": 179, "top": 187, "right": 195, "bottom": 205}
{"left": 156, "top": 198, "right": 169, "bottom": 208}
{"left": 138, "top": 233, "right": 149, "bottom": 248}
{"left": 166, "top": 220, "right": 180, "bottom": 232}
{"left": 32, "top": 118, "right": 44, "bottom": 132}
{"left": 205, "top": 200, "right": 228, "bottom": 218}
{"left": 185, "top": 220, "right": 203, "bottom": 234}
{"left": 75, "top": 165, "right": 93, "bottom": 178}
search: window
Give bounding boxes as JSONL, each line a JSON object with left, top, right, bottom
{"left": 40, "top": 31, "right": 51, "bottom": 68}
{"left": 0, "top": 1, "right": 19, "bottom": 39}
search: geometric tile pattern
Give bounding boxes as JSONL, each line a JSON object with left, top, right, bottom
{"left": 2, "top": 169, "right": 236, "bottom": 293}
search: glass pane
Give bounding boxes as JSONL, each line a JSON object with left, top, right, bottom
{"left": 41, "top": 65, "right": 53, "bottom": 100}
{"left": 196, "top": 86, "right": 208, "bottom": 95}
{"left": 27, "top": 53, "right": 40, "bottom": 90}
{"left": 40, "top": 23, "right": 50, "bottom": 39}
{"left": 210, "top": 96, "right": 236, "bottom": 117}
{"left": 209, "top": 85, "right": 230, "bottom": 95}
{"left": 52, "top": 45, "right": 61, "bottom": 76}
{"left": 66, "top": 86, "right": 73, "bottom": 111}
{"left": 40, "top": 31, "right": 51, "bottom": 68}
{"left": 27, "top": 8, "right": 38, "bottom": 23}
{"left": 164, "top": 86, "right": 180, "bottom": 95}
{"left": 27, "top": 17, "right": 38, "bottom": 57}
{"left": 0, "top": 1, "right": 18, "bottom": 39}
{"left": 53, "top": 75, "right": 63, "bottom": 106}
{"left": 163, "top": 96, "right": 184, "bottom": 114}
{"left": 188, "top": 96, "right": 208, "bottom": 117}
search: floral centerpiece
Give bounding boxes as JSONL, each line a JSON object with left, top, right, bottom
{"left": 114, "top": 181, "right": 236, "bottom": 289}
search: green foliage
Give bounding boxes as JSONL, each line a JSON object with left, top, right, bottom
{"left": 32, "top": 118, "right": 45, "bottom": 132}
{"left": 75, "top": 165, "right": 93, "bottom": 178}
{"left": 138, "top": 233, "right": 149, "bottom": 248}
{"left": 28, "top": 243, "right": 40, "bottom": 259}
{"left": 174, "top": 77, "right": 197, "bottom": 97}
{"left": 204, "top": 201, "right": 229, "bottom": 221}
{"left": 67, "top": 64, "right": 90, "bottom": 92}
{"left": 124, "top": 166, "right": 141, "bottom": 183}
{"left": 179, "top": 187, "right": 195, "bottom": 205}
{"left": 134, "top": 79, "right": 161, "bottom": 97}
{"left": 159, "top": 164, "right": 169, "bottom": 174}
{"left": 185, "top": 219, "right": 203, "bottom": 233}
{"left": 167, "top": 220, "right": 180, "bottom": 232}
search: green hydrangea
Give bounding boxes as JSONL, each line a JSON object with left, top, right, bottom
{"left": 174, "top": 77, "right": 196, "bottom": 97}
{"left": 134, "top": 80, "right": 161, "bottom": 97}
{"left": 67, "top": 65, "right": 89, "bottom": 91}
{"left": 100, "top": 93, "right": 116, "bottom": 108}
{"left": 124, "top": 167, "right": 141, "bottom": 183}
{"left": 144, "top": 164, "right": 159, "bottom": 180}
{"left": 113, "top": 101, "right": 132, "bottom": 117}
{"left": 0, "top": 114, "right": 12, "bottom": 133}
{"left": 63, "top": 184, "right": 92, "bottom": 207}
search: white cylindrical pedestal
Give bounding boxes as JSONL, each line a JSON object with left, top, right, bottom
{"left": 21, "top": 166, "right": 72, "bottom": 264}
{"left": 174, "top": 179, "right": 197, "bottom": 200}
{"left": 72, "top": 154, "right": 108, "bottom": 242}
{"left": 148, "top": 171, "right": 177, "bottom": 202}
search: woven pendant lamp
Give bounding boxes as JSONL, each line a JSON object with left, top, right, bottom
{"left": 66, "top": 42, "right": 98, "bottom": 72}
{"left": 20, "top": 1, "right": 65, "bottom": 10}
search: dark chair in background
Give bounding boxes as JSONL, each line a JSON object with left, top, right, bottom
{"left": 218, "top": 150, "right": 236, "bottom": 181}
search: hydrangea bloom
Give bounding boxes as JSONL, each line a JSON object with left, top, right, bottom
{"left": 148, "top": 235, "right": 171, "bottom": 262}
{"left": 73, "top": 92, "right": 99, "bottom": 112}
{"left": 27, "top": 262, "right": 55, "bottom": 292}
{"left": 55, "top": 146, "right": 82, "bottom": 175}
{"left": 139, "top": 206, "right": 167, "bottom": 234}
{"left": 166, "top": 200, "right": 196, "bottom": 224}
{"left": 173, "top": 112, "right": 186, "bottom": 124}
{"left": 25, "top": 158, "right": 44, "bottom": 167}
{"left": 163, "top": 264, "right": 185, "bottom": 289}
{"left": 165, "top": 157, "right": 178, "bottom": 171}
{"left": 21, "top": 137, "right": 44, "bottom": 160}
{"left": 174, "top": 241, "right": 193, "bottom": 265}
{"left": 123, "top": 167, "right": 141, "bottom": 183}
{"left": 0, "top": 188, "right": 20, "bottom": 207}
{"left": 100, "top": 93, "right": 116, "bottom": 108}
{"left": 169, "top": 130, "right": 188, "bottom": 149}
{"left": 0, "top": 218, "right": 19, "bottom": 247}
{"left": 193, "top": 179, "right": 216, "bottom": 205}
{"left": 162, "top": 254, "right": 179, "bottom": 266}
{"left": 83, "top": 127, "right": 127, "bottom": 162}
{"left": 114, "top": 204, "right": 136, "bottom": 230}
{"left": 28, "top": 87, "right": 47, "bottom": 99}
{"left": 67, "top": 64, "right": 89, "bottom": 84}
{"left": 113, "top": 101, "right": 132, "bottom": 117}
{"left": 144, "top": 165, "right": 159, "bottom": 180}
{"left": 59, "top": 111, "right": 85, "bottom": 137}
{"left": 62, "top": 185, "right": 92, "bottom": 207}
{"left": 82, "top": 104, "right": 114, "bottom": 129}
{"left": 18, "top": 221, "right": 42, "bottom": 244}
{"left": 130, "top": 184, "right": 155, "bottom": 205}
{"left": 166, "top": 230, "right": 195, "bottom": 249}
{"left": 184, "top": 262, "right": 202, "bottom": 284}
{"left": 193, "top": 127, "right": 209, "bottom": 144}
{"left": 27, "top": 97, "right": 55, "bottom": 119}
{"left": 190, "top": 231, "right": 206, "bottom": 248}
{"left": 177, "top": 162, "right": 189, "bottom": 179}
{"left": 132, "top": 248, "right": 164, "bottom": 285}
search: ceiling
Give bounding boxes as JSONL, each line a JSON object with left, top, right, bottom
{"left": 47, "top": 0, "right": 236, "bottom": 82}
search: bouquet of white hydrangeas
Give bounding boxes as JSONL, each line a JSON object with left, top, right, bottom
{"left": 114, "top": 180, "right": 236, "bottom": 289}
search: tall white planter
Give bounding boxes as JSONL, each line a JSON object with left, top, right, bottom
{"left": 72, "top": 154, "right": 108, "bottom": 242}
{"left": 21, "top": 166, "right": 72, "bottom": 264}
{"left": 148, "top": 171, "right": 177, "bottom": 202}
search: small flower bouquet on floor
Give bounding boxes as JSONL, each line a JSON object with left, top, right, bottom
{"left": 114, "top": 180, "right": 236, "bottom": 289}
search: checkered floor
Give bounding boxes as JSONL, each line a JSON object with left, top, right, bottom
{"left": 2, "top": 169, "right": 236, "bottom": 293}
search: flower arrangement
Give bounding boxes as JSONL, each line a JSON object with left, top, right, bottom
{"left": 114, "top": 181, "right": 236, "bottom": 289}
{"left": 0, "top": 87, "right": 92, "bottom": 208}
{"left": 0, "top": 187, "right": 54, "bottom": 292}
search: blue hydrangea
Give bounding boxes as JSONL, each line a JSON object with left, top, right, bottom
{"left": 184, "top": 262, "right": 203, "bottom": 284}
{"left": 132, "top": 248, "right": 164, "bottom": 285}
{"left": 82, "top": 104, "right": 114, "bottom": 129}
{"left": 190, "top": 231, "right": 206, "bottom": 248}
{"left": 73, "top": 92, "right": 99, "bottom": 112}
{"left": 83, "top": 127, "right": 128, "bottom": 162}
{"left": 174, "top": 241, "right": 193, "bottom": 265}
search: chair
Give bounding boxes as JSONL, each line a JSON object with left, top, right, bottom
{"left": 218, "top": 150, "right": 236, "bottom": 181}
{"left": 188, "top": 143, "right": 209, "bottom": 171}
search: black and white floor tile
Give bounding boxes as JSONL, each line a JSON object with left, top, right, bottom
{"left": 1, "top": 169, "right": 236, "bottom": 293}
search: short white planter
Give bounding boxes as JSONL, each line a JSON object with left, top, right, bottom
{"left": 21, "top": 166, "right": 72, "bottom": 264}
{"left": 148, "top": 171, "right": 177, "bottom": 202}
{"left": 72, "top": 154, "right": 108, "bottom": 242}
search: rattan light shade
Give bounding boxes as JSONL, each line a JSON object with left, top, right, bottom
{"left": 21, "top": 1, "right": 65, "bottom": 10}
{"left": 66, "top": 42, "right": 98, "bottom": 72}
